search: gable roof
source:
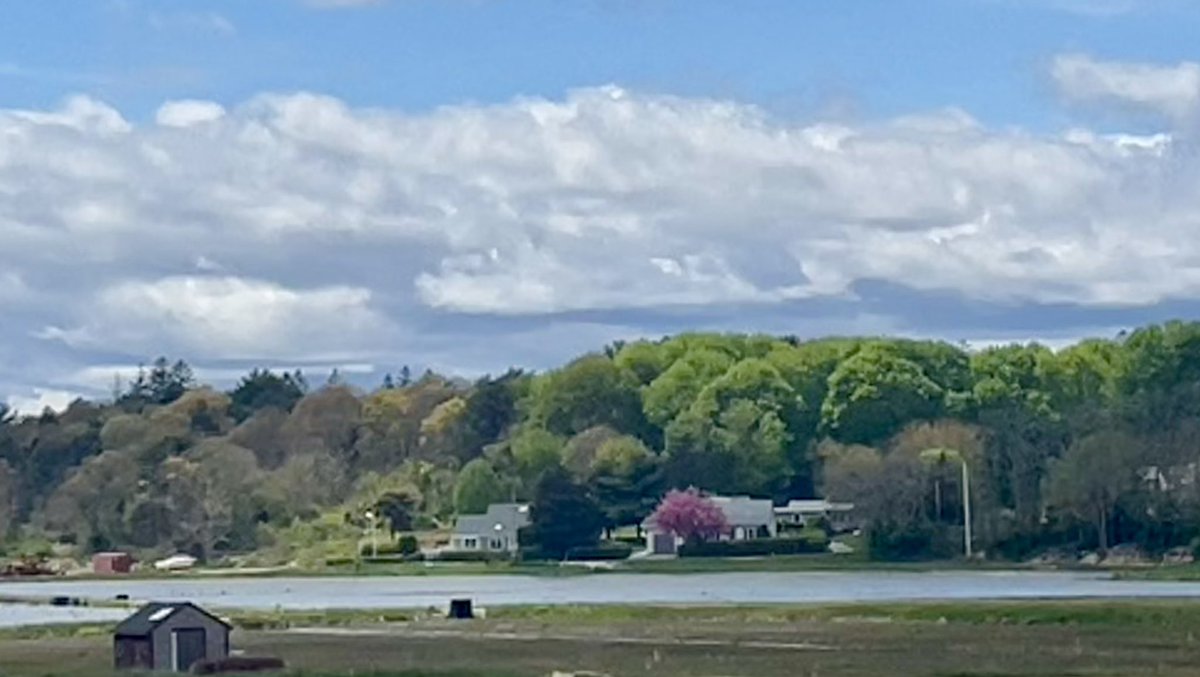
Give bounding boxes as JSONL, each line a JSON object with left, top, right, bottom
{"left": 454, "top": 503, "right": 530, "bottom": 536}
{"left": 711, "top": 496, "right": 773, "bottom": 526}
{"left": 114, "top": 601, "right": 231, "bottom": 636}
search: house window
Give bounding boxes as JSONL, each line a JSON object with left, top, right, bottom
{"left": 489, "top": 538, "right": 505, "bottom": 550}
{"left": 463, "top": 537, "right": 478, "bottom": 549}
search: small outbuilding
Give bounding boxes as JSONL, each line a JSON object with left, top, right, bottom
{"left": 114, "top": 602, "right": 231, "bottom": 672}
{"left": 92, "top": 552, "right": 135, "bottom": 575}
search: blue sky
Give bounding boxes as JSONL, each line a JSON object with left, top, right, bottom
{"left": 2, "top": 0, "right": 1200, "bottom": 411}
{"left": 5, "top": 1, "right": 1196, "bottom": 124}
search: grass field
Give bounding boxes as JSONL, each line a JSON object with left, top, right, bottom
{"left": 8, "top": 600, "right": 1200, "bottom": 676}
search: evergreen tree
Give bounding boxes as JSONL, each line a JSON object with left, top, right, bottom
{"left": 527, "top": 465, "right": 604, "bottom": 558}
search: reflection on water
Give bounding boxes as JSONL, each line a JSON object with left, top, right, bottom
{"left": 2, "top": 571, "right": 1200, "bottom": 614}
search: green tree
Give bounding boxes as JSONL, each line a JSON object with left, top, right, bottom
{"left": 590, "top": 436, "right": 664, "bottom": 535}
{"left": 529, "top": 355, "right": 647, "bottom": 438}
{"left": 665, "top": 358, "right": 802, "bottom": 495}
{"left": 511, "top": 427, "right": 565, "bottom": 489}
{"left": 821, "top": 345, "right": 944, "bottom": 444}
{"left": 563, "top": 425, "right": 622, "bottom": 478}
{"left": 229, "top": 369, "right": 307, "bottom": 422}
{"left": 454, "top": 459, "right": 510, "bottom": 515}
{"left": 457, "top": 371, "right": 522, "bottom": 461}
{"left": 642, "top": 349, "right": 735, "bottom": 429}
{"left": 527, "top": 465, "right": 604, "bottom": 558}
{"left": 613, "top": 341, "right": 672, "bottom": 386}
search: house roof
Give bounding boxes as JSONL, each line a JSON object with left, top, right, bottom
{"left": 454, "top": 503, "right": 530, "bottom": 536}
{"left": 711, "top": 496, "right": 773, "bottom": 526}
{"left": 644, "top": 494, "right": 775, "bottom": 529}
{"left": 776, "top": 499, "right": 856, "bottom": 515}
{"left": 114, "top": 602, "right": 231, "bottom": 636}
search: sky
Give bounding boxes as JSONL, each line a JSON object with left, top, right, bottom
{"left": 3, "top": 0, "right": 1200, "bottom": 412}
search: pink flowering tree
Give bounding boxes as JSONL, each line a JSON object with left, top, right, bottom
{"left": 651, "top": 488, "right": 729, "bottom": 544}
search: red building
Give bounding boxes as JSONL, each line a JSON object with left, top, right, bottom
{"left": 92, "top": 552, "right": 135, "bottom": 575}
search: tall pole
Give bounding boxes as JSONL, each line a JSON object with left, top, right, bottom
{"left": 961, "top": 459, "right": 972, "bottom": 559}
{"left": 366, "top": 510, "right": 378, "bottom": 558}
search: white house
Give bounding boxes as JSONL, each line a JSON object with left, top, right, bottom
{"left": 642, "top": 494, "right": 776, "bottom": 555}
{"left": 448, "top": 503, "right": 530, "bottom": 554}
{"left": 774, "top": 499, "right": 858, "bottom": 532}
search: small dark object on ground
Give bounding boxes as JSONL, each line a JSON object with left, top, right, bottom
{"left": 190, "top": 656, "right": 285, "bottom": 674}
{"left": 115, "top": 594, "right": 130, "bottom": 601}
{"left": 50, "top": 596, "right": 82, "bottom": 606}
{"left": 449, "top": 598, "right": 474, "bottom": 619}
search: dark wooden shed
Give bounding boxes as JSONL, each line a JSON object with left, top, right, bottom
{"left": 114, "top": 602, "right": 231, "bottom": 672}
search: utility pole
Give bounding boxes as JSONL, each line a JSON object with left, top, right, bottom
{"left": 961, "top": 458, "right": 972, "bottom": 559}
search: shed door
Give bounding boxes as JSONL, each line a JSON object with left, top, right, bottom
{"left": 173, "top": 628, "right": 207, "bottom": 671}
{"left": 652, "top": 532, "right": 676, "bottom": 555}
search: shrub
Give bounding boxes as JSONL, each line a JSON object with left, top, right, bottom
{"left": 428, "top": 550, "right": 511, "bottom": 563}
{"left": 866, "top": 522, "right": 960, "bottom": 561}
{"left": 359, "top": 536, "right": 420, "bottom": 557}
{"left": 397, "top": 535, "right": 420, "bottom": 556}
{"left": 566, "top": 542, "right": 633, "bottom": 561}
{"left": 522, "top": 543, "right": 633, "bottom": 561}
{"left": 679, "top": 532, "right": 828, "bottom": 558}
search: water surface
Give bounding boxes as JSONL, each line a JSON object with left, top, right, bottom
{"left": 4, "top": 570, "right": 1200, "bottom": 613}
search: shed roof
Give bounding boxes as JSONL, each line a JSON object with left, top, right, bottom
{"left": 114, "top": 602, "right": 231, "bottom": 637}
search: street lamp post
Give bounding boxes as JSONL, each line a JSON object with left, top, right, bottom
{"left": 365, "top": 510, "right": 378, "bottom": 558}
{"left": 921, "top": 448, "right": 972, "bottom": 559}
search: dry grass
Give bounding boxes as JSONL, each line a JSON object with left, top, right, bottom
{"left": 7, "top": 602, "right": 1200, "bottom": 676}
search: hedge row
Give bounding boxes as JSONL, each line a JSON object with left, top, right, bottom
{"left": 426, "top": 550, "right": 511, "bottom": 563}
{"left": 520, "top": 542, "right": 634, "bottom": 562}
{"left": 679, "top": 533, "right": 828, "bottom": 558}
{"left": 358, "top": 535, "right": 419, "bottom": 557}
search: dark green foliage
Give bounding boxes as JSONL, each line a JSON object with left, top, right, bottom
{"left": 229, "top": 369, "right": 307, "bottom": 422}
{"left": 120, "top": 358, "right": 196, "bottom": 409}
{"left": 458, "top": 371, "right": 522, "bottom": 460}
{"left": 397, "top": 534, "right": 420, "bottom": 555}
{"left": 374, "top": 492, "right": 416, "bottom": 536}
{"left": 522, "top": 542, "right": 633, "bottom": 561}
{"left": 429, "top": 549, "right": 510, "bottom": 562}
{"left": 679, "top": 533, "right": 828, "bottom": 558}
{"left": 526, "top": 465, "right": 604, "bottom": 558}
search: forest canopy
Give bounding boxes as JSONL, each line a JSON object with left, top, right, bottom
{"left": 2, "top": 322, "right": 1199, "bottom": 562}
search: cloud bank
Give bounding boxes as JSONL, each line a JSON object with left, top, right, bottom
{"left": 2, "top": 54, "right": 1199, "bottom": 408}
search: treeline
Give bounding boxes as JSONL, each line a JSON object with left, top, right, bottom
{"left": 2, "top": 322, "right": 1200, "bottom": 562}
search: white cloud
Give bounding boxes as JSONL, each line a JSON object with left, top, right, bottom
{"left": 156, "top": 100, "right": 227, "bottom": 128}
{"left": 1051, "top": 53, "right": 1200, "bottom": 121}
{"left": 6, "top": 388, "right": 80, "bottom": 416}
{"left": 47, "top": 276, "right": 394, "bottom": 361}
{"left": 4, "top": 75, "right": 1200, "bottom": 396}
